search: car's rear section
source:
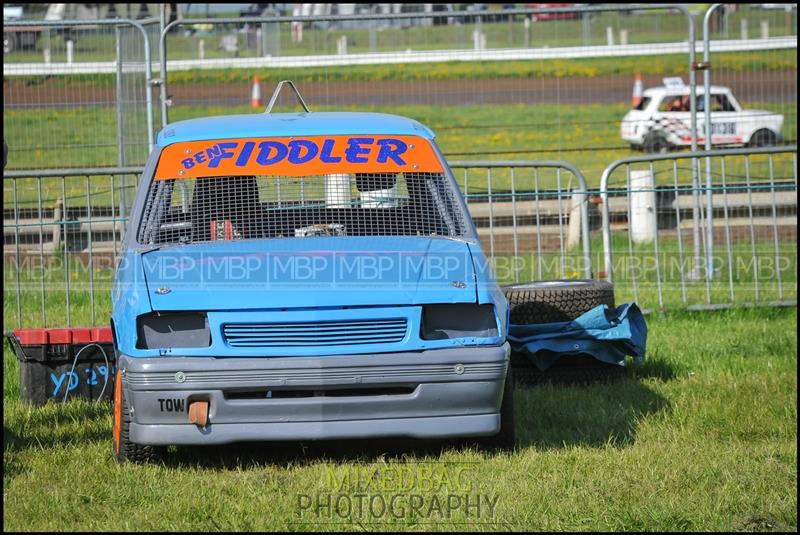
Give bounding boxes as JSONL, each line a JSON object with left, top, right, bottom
{"left": 111, "top": 115, "right": 511, "bottom": 460}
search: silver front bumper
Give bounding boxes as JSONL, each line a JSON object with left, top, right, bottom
{"left": 119, "top": 344, "right": 510, "bottom": 445}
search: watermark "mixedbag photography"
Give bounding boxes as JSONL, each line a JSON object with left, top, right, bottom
{"left": 296, "top": 465, "right": 500, "bottom": 522}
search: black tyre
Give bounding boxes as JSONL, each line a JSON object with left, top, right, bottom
{"left": 113, "top": 370, "right": 161, "bottom": 464}
{"left": 511, "top": 353, "right": 625, "bottom": 387}
{"left": 748, "top": 129, "right": 777, "bottom": 148}
{"left": 643, "top": 133, "right": 670, "bottom": 154}
{"left": 505, "top": 280, "right": 623, "bottom": 386}
{"left": 470, "top": 368, "right": 515, "bottom": 452}
{"left": 503, "top": 279, "right": 615, "bottom": 325}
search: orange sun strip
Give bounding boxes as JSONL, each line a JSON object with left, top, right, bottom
{"left": 155, "top": 135, "right": 443, "bottom": 180}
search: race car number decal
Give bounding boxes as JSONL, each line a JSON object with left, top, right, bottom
{"left": 155, "top": 135, "right": 443, "bottom": 179}
{"left": 706, "top": 122, "right": 736, "bottom": 135}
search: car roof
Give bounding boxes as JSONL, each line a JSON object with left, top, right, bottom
{"left": 156, "top": 112, "right": 436, "bottom": 147}
{"left": 642, "top": 85, "right": 731, "bottom": 98}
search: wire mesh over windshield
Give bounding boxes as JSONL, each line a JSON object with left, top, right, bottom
{"left": 137, "top": 172, "right": 467, "bottom": 245}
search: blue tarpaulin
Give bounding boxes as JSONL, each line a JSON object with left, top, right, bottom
{"left": 507, "top": 303, "right": 647, "bottom": 371}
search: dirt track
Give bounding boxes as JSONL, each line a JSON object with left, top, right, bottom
{"left": 4, "top": 70, "right": 796, "bottom": 108}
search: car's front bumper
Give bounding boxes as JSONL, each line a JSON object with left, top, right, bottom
{"left": 118, "top": 344, "right": 510, "bottom": 445}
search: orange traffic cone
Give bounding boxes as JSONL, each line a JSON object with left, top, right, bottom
{"left": 250, "top": 75, "right": 262, "bottom": 109}
{"left": 631, "top": 72, "right": 643, "bottom": 107}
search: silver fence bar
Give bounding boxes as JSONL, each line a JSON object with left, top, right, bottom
{"left": 115, "top": 24, "right": 126, "bottom": 168}
{"left": 599, "top": 146, "right": 797, "bottom": 313}
{"left": 449, "top": 160, "right": 593, "bottom": 281}
{"left": 4, "top": 167, "right": 145, "bottom": 177}
{"left": 703, "top": 4, "right": 724, "bottom": 282}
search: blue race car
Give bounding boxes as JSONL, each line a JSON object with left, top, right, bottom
{"left": 111, "top": 108, "right": 512, "bottom": 462}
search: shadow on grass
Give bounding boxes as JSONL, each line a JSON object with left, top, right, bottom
{"left": 514, "top": 374, "right": 670, "bottom": 450}
{"left": 3, "top": 364, "right": 675, "bottom": 468}
{"left": 3, "top": 427, "right": 30, "bottom": 480}
{"left": 161, "top": 436, "right": 470, "bottom": 469}
{"left": 158, "top": 369, "right": 673, "bottom": 468}
{"left": 3, "top": 402, "right": 111, "bottom": 453}
{"left": 627, "top": 355, "right": 683, "bottom": 382}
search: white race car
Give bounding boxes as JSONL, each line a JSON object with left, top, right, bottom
{"left": 621, "top": 79, "right": 784, "bottom": 153}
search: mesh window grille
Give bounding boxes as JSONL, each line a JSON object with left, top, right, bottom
{"left": 137, "top": 172, "right": 467, "bottom": 245}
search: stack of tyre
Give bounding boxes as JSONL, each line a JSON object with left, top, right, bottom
{"left": 502, "top": 279, "right": 625, "bottom": 386}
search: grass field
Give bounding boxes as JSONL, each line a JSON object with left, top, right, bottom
{"left": 3, "top": 306, "right": 797, "bottom": 531}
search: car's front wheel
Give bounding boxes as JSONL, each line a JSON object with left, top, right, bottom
{"left": 113, "top": 370, "right": 162, "bottom": 464}
{"left": 469, "top": 368, "right": 515, "bottom": 452}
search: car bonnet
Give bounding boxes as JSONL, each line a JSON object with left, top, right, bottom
{"left": 139, "top": 236, "right": 479, "bottom": 311}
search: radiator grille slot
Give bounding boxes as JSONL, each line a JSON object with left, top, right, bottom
{"left": 223, "top": 319, "right": 408, "bottom": 348}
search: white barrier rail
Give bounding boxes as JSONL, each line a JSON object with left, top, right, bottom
{"left": 4, "top": 36, "right": 796, "bottom": 77}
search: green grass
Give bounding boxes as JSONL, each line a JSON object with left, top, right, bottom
{"left": 3, "top": 307, "right": 797, "bottom": 531}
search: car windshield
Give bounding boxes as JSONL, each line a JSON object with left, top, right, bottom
{"left": 137, "top": 135, "right": 467, "bottom": 245}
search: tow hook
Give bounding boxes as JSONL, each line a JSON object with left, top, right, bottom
{"left": 188, "top": 400, "right": 209, "bottom": 427}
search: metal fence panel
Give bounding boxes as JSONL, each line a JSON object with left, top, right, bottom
{"left": 155, "top": 4, "right": 712, "bottom": 180}
{"left": 4, "top": 146, "right": 797, "bottom": 327}
{"left": 154, "top": 5, "right": 796, "bottom": 186}
{"left": 3, "top": 167, "right": 141, "bottom": 328}
{"left": 449, "top": 161, "right": 593, "bottom": 284}
{"left": 5, "top": 5, "right": 796, "bottom": 180}
{"left": 599, "top": 146, "right": 797, "bottom": 314}
{"left": 3, "top": 18, "right": 156, "bottom": 171}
